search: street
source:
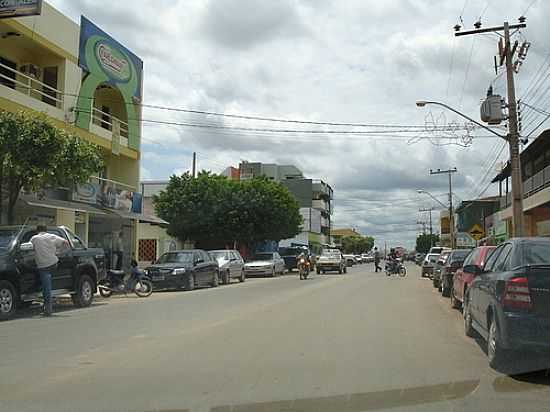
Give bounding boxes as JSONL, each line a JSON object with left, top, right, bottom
{"left": 2, "top": 264, "right": 550, "bottom": 412}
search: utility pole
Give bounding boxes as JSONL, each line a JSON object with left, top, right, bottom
{"left": 456, "top": 19, "right": 526, "bottom": 237}
{"left": 430, "top": 168, "right": 457, "bottom": 248}
{"left": 192, "top": 152, "right": 197, "bottom": 178}
{"left": 420, "top": 207, "right": 435, "bottom": 248}
{"left": 416, "top": 221, "right": 427, "bottom": 235}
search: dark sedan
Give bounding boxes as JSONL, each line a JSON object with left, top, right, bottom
{"left": 440, "top": 249, "right": 471, "bottom": 297}
{"left": 463, "top": 238, "right": 550, "bottom": 371}
{"left": 145, "top": 250, "right": 219, "bottom": 291}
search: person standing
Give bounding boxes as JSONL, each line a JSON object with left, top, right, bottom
{"left": 30, "top": 225, "right": 69, "bottom": 316}
{"left": 374, "top": 247, "right": 382, "bottom": 272}
{"left": 113, "top": 231, "right": 124, "bottom": 270}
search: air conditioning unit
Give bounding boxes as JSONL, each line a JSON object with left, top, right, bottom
{"left": 20, "top": 64, "right": 42, "bottom": 80}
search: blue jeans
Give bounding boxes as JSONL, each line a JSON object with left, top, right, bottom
{"left": 38, "top": 264, "right": 56, "bottom": 314}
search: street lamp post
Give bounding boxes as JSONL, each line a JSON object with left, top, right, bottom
{"left": 416, "top": 100, "right": 524, "bottom": 237}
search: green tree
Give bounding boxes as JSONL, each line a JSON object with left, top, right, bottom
{"left": 341, "top": 235, "right": 375, "bottom": 254}
{"left": 415, "top": 233, "right": 440, "bottom": 254}
{"left": 0, "top": 110, "right": 104, "bottom": 224}
{"left": 154, "top": 172, "right": 302, "bottom": 247}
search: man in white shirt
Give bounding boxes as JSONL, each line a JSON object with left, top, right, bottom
{"left": 30, "top": 225, "right": 69, "bottom": 316}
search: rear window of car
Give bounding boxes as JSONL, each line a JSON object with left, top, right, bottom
{"left": 523, "top": 241, "right": 550, "bottom": 265}
{"left": 450, "top": 250, "right": 470, "bottom": 262}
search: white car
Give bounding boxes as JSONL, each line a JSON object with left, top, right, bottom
{"left": 316, "top": 250, "right": 346, "bottom": 274}
{"left": 343, "top": 254, "right": 357, "bottom": 267}
{"left": 209, "top": 249, "right": 246, "bottom": 284}
{"left": 244, "top": 252, "right": 286, "bottom": 277}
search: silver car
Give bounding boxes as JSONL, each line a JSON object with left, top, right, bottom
{"left": 244, "top": 252, "right": 286, "bottom": 277}
{"left": 209, "top": 250, "right": 246, "bottom": 284}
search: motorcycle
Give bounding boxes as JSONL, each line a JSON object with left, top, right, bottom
{"left": 98, "top": 269, "right": 153, "bottom": 298}
{"left": 385, "top": 258, "right": 407, "bottom": 277}
{"left": 298, "top": 257, "right": 311, "bottom": 280}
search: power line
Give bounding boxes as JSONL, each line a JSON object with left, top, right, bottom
{"left": 523, "top": 0, "right": 538, "bottom": 15}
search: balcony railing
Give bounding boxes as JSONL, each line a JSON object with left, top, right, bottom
{"left": 91, "top": 107, "right": 129, "bottom": 139}
{"left": 500, "top": 165, "right": 550, "bottom": 209}
{"left": 0, "top": 61, "right": 63, "bottom": 109}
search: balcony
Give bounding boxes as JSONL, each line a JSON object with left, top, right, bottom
{"left": 0, "top": 60, "right": 64, "bottom": 109}
{"left": 499, "top": 165, "right": 550, "bottom": 210}
{"left": 90, "top": 107, "right": 129, "bottom": 147}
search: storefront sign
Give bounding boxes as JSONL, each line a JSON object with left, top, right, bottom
{"left": 73, "top": 182, "right": 100, "bottom": 204}
{"left": 78, "top": 16, "right": 143, "bottom": 102}
{"left": 73, "top": 181, "right": 142, "bottom": 213}
{"left": 0, "top": 0, "right": 42, "bottom": 19}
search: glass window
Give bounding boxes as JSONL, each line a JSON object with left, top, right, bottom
{"left": 201, "top": 251, "right": 211, "bottom": 262}
{"left": 0, "top": 229, "right": 18, "bottom": 251}
{"left": 492, "top": 244, "right": 513, "bottom": 272}
{"left": 65, "top": 228, "right": 85, "bottom": 249}
{"left": 462, "top": 251, "right": 475, "bottom": 267}
{"left": 484, "top": 245, "right": 503, "bottom": 272}
{"left": 252, "top": 252, "right": 274, "bottom": 261}
{"left": 156, "top": 252, "right": 193, "bottom": 264}
{"left": 523, "top": 241, "right": 550, "bottom": 265}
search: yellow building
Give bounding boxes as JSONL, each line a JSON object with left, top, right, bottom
{"left": 0, "top": 3, "right": 159, "bottom": 269}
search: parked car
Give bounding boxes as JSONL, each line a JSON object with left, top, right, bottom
{"left": 440, "top": 249, "right": 471, "bottom": 297}
{"left": 278, "top": 246, "right": 310, "bottom": 272}
{"left": 317, "top": 249, "right": 346, "bottom": 274}
{"left": 208, "top": 250, "right": 245, "bottom": 284}
{"left": 463, "top": 238, "right": 550, "bottom": 370}
{"left": 421, "top": 253, "right": 440, "bottom": 277}
{"left": 244, "top": 252, "right": 285, "bottom": 277}
{"left": 432, "top": 250, "right": 452, "bottom": 289}
{"left": 146, "top": 250, "right": 219, "bottom": 291}
{"left": 0, "top": 225, "right": 106, "bottom": 321}
{"left": 363, "top": 253, "right": 374, "bottom": 263}
{"left": 343, "top": 254, "right": 357, "bottom": 267}
{"left": 451, "top": 245, "right": 496, "bottom": 310}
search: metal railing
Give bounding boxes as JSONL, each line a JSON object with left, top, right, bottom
{"left": 91, "top": 107, "right": 129, "bottom": 139}
{"left": 0, "top": 61, "right": 63, "bottom": 108}
{"left": 500, "top": 165, "right": 550, "bottom": 208}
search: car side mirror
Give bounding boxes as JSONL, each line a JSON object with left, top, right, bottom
{"left": 19, "top": 242, "right": 34, "bottom": 252}
{"left": 463, "top": 264, "right": 481, "bottom": 276}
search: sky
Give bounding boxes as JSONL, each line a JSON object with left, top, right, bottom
{"left": 48, "top": 0, "right": 550, "bottom": 249}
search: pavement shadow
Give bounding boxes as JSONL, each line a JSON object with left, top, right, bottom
{"left": 7, "top": 298, "right": 108, "bottom": 322}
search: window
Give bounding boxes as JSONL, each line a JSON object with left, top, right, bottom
{"left": 462, "top": 251, "right": 475, "bottom": 267}
{"left": 492, "top": 244, "right": 513, "bottom": 272}
{"left": 65, "top": 228, "right": 85, "bottom": 250}
{"left": 0, "top": 56, "right": 16, "bottom": 89}
{"left": 201, "top": 251, "right": 211, "bottom": 262}
{"left": 42, "top": 66, "right": 59, "bottom": 107}
{"left": 483, "top": 246, "right": 503, "bottom": 272}
{"left": 523, "top": 241, "right": 550, "bottom": 265}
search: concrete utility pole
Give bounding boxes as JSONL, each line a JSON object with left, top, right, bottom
{"left": 456, "top": 20, "right": 526, "bottom": 237}
{"left": 419, "top": 207, "right": 435, "bottom": 248}
{"left": 192, "top": 152, "right": 197, "bottom": 178}
{"left": 430, "top": 168, "right": 457, "bottom": 248}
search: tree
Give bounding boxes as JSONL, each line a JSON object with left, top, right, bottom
{"left": 415, "top": 233, "right": 440, "bottom": 254}
{"left": 341, "top": 235, "right": 375, "bottom": 254}
{"left": 153, "top": 172, "right": 302, "bottom": 248}
{"left": 0, "top": 110, "right": 104, "bottom": 224}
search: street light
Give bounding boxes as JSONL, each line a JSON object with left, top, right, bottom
{"left": 416, "top": 189, "right": 447, "bottom": 209}
{"left": 416, "top": 99, "right": 525, "bottom": 238}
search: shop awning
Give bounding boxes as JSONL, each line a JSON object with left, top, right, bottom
{"left": 21, "top": 196, "right": 108, "bottom": 215}
{"left": 107, "top": 209, "right": 169, "bottom": 225}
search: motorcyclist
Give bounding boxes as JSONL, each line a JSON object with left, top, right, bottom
{"left": 388, "top": 248, "right": 399, "bottom": 273}
{"left": 297, "top": 252, "right": 310, "bottom": 278}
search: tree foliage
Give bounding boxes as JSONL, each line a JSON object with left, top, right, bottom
{"left": 153, "top": 172, "right": 303, "bottom": 247}
{"left": 415, "top": 233, "right": 440, "bottom": 254}
{"left": 0, "top": 110, "right": 104, "bottom": 224}
{"left": 340, "top": 235, "right": 375, "bottom": 254}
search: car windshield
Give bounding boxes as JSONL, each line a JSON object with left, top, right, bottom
{"left": 156, "top": 252, "right": 194, "bottom": 264}
{"left": 209, "top": 251, "right": 229, "bottom": 260}
{"left": 0, "top": 229, "right": 17, "bottom": 251}
{"left": 251, "top": 253, "right": 273, "bottom": 261}
{"left": 279, "top": 247, "right": 302, "bottom": 256}
{"left": 322, "top": 250, "right": 341, "bottom": 257}
{"left": 451, "top": 250, "right": 471, "bottom": 262}
{"left": 523, "top": 241, "right": 550, "bottom": 265}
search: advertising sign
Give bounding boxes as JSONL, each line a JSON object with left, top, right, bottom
{"left": 0, "top": 0, "right": 42, "bottom": 19}
{"left": 78, "top": 16, "right": 143, "bottom": 102}
{"left": 73, "top": 181, "right": 142, "bottom": 214}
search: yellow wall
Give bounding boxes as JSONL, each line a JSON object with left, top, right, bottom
{"left": 55, "top": 209, "right": 75, "bottom": 231}
{"left": 137, "top": 223, "right": 182, "bottom": 264}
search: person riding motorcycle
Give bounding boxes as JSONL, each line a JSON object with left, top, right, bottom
{"left": 297, "top": 252, "right": 310, "bottom": 278}
{"left": 387, "top": 248, "right": 399, "bottom": 274}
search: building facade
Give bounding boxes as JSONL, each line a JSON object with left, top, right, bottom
{"left": 0, "top": 3, "right": 157, "bottom": 269}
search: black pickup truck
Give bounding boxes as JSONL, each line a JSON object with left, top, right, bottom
{"left": 0, "top": 225, "right": 106, "bottom": 320}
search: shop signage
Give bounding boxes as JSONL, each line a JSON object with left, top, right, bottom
{"left": 0, "top": 0, "right": 42, "bottom": 19}
{"left": 73, "top": 181, "right": 142, "bottom": 214}
{"left": 78, "top": 16, "right": 143, "bottom": 101}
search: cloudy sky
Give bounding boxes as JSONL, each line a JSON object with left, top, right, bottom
{"left": 49, "top": 0, "right": 549, "bottom": 249}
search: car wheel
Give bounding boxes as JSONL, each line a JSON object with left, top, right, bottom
{"left": 450, "top": 289, "right": 461, "bottom": 309}
{"left": 343, "top": 266, "right": 347, "bottom": 274}
{"left": 0, "top": 280, "right": 17, "bottom": 321}
{"left": 239, "top": 270, "right": 246, "bottom": 283}
{"left": 487, "top": 314, "right": 509, "bottom": 371}
{"left": 222, "top": 270, "right": 230, "bottom": 285}
{"left": 463, "top": 297, "right": 476, "bottom": 338}
{"left": 185, "top": 274, "right": 195, "bottom": 291}
{"left": 71, "top": 274, "right": 94, "bottom": 308}
{"left": 211, "top": 272, "right": 219, "bottom": 288}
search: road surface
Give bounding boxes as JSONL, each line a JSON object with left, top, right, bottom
{"left": 1, "top": 264, "right": 550, "bottom": 412}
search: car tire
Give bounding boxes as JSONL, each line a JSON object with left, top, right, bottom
{"left": 487, "top": 314, "right": 509, "bottom": 371}
{"left": 211, "top": 272, "right": 219, "bottom": 288}
{"left": 222, "top": 271, "right": 230, "bottom": 285}
{"left": 463, "top": 297, "right": 476, "bottom": 338}
{"left": 450, "top": 289, "right": 461, "bottom": 309}
{"left": 239, "top": 270, "right": 246, "bottom": 283}
{"left": 343, "top": 266, "right": 347, "bottom": 274}
{"left": 0, "top": 280, "right": 17, "bottom": 321}
{"left": 71, "top": 274, "right": 94, "bottom": 308}
{"left": 185, "top": 274, "right": 195, "bottom": 291}
{"left": 442, "top": 284, "right": 450, "bottom": 297}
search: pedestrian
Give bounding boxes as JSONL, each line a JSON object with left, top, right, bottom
{"left": 30, "top": 225, "right": 69, "bottom": 316}
{"left": 113, "top": 231, "right": 124, "bottom": 270}
{"left": 374, "top": 247, "right": 382, "bottom": 272}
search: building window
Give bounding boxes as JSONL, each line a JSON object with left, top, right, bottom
{"left": 0, "top": 56, "right": 17, "bottom": 89}
{"left": 139, "top": 239, "right": 157, "bottom": 263}
{"left": 42, "top": 66, "right": 58, "bottom": 107}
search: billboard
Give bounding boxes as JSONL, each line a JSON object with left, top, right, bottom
{"left": 78, "top": 16, "right": 143, "bottom": 102}
{"left": 73, "top": 181, "right": 142, "bottom": 213}
{"left": 0, "top": 0, "right": 42, "bottom": 19}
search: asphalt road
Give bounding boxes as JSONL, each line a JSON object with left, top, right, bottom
{"left": 1, "top": 263, "right": 550, "bottom": 412}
